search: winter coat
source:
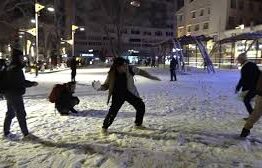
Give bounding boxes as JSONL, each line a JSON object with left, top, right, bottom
{"left": 236, "top": 61, "right": 260, "bottom": 92}
{"left": 256, "top": 72, "right": 262, "bottom": 96}
{"left": 170, "top": 58, "right": 178, "bottom": 70}
{"left": 100, "top": 66, "right": 155, "bottom": 104}
{"left": 70, "top": 58, "right": 77, "bottom": 70}
{"left": 55, "top": 85, "right": 77, "bottom": 109}
{"left": 4, "top": 64, "right": 35, "bottom": 95}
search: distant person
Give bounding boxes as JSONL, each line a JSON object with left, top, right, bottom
{"left": 170, "top": 57, "right": 178, "bottom": 81}
{"left": 70, "top": 56, "right": 77, "bottom": 82}
{"left": 235, "top": 53, "right": 260, "bottom": 119}
{"left": 151, "top": 58, "right": 156, "bottom": 67}
{"left": 3, "top": 48, "right": 38, "bottom": 140}
{"left": 49, "top": 81, "right": 79, "bottom": 116}
{"left": 96, "top": 57, "right": 161, "bottom": 135}
{"left": 0, "top": 59, "right": 7, "bottom": 99}
{"left": 240, "top": 72, "right": 262, "bottom": 137}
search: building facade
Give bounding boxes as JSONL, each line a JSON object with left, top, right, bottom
{"left": 176, "top": 0, "right": 262, "bottom": 67}
{"left": 176, "top": 0, "right": 262, "bottom": 38}
{"left": 71, "top": 0, "right": 177, "bottom": 64}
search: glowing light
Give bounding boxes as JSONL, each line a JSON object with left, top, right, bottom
{"left": 130, "top": 1, "right": 140, "bottom": 7}
{"left": 47, "top": 7, "right": 55, "bottom": 12}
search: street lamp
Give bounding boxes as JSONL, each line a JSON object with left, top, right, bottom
{"left": 47, "top": 7, "right": 55, "bottom": 12}
{"left": 35, "top": 1, "right": 45, "bottom": 76}
{"left": 130, "top": 0, "right": 141, "bottom": 7}
{"left": 79, "top": 27, "right": 85, "bottom": 31}
{"left": 71, "top": 25, "right": 79, "bottom": 57}
{"left": 31, "top": 19, "right": 36, "bottom": 23}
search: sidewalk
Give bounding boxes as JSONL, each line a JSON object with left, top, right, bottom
{"left": 26, "top": 67, "right": 70, "bottom": 74}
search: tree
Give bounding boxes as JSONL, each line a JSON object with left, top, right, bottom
{"left": 0, "top": 0, "right": 34, "bottom": 44}
{"left": 76, "top": 0, "right": 141, "bottom": 58}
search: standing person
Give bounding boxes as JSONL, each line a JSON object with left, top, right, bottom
{"left": 70, "top": 56, "right": 77, "bottom": 82}
{"left": 97, "top": 57, "right": 161, "bottom": 134}
{"left": 170, "top": 57, "right": 178, "bottom": 81}
{"left": 240, "top": 72, "right": 262, "bottom": 137}
{"left": 0, "top": 59, "right": 7, "bottom": 99}
{"left": 235, "top": 53, "right": 260, "bottom": 119}
{"left": 3, "top": 48, "right": 38, "bottom": 139}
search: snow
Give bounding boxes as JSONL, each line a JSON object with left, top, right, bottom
{"left": 1, "top": 67, "right": 262, "bottom": 167}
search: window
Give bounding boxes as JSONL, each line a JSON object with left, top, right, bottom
{"left": 129, "top": 39, "right": 141, "bottom": 42}
{"left": 143, "top": 31, "right": 151, "bottom": 36}
{"left": 208, "top": 8, "right": 211, "bottom": 14}
{"left": 200, "top": 9, "right": 204, "bottom": 16}
{"left": 187, "top": 25, "right": 192, "bottom": 32}
{"left": 192, "top": 11, "right": 196, "bottom": 18}
{"left": 203, "top": 23, "right": 209, "bottom": 30}
{"left": 131, "top": 29, "right": 140, "bottom": 35}
{"left": 194, "top": 24, "right": 199, "bottom": 31}
{"left": 177, "top": 15, "right": 183, "bottom": 22}
{"left": 166, "top": 32, "right": 174, "bottom": 36}
{"left": 231, "top": 0, "right": 237, "bottom": 9}
{"left": 155, "top": 31, "right": 162, "bottom": 36}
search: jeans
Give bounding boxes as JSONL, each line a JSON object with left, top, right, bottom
{"left": 243, "top": 90, "right": 256, "bottom": 114}
{"left": 4, "top": 93, "right": 29, "bottom": 136}
{"left": 103, "top": 91, "right": 145, "bottom": 129}
{"left": 170, "top": 69, "right": 177, "bottom": 81}
{"left": 244, "top": 95, "right": 262, "bottom": 129}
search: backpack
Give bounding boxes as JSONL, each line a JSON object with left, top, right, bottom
{"left": 48, "top": 84, "right": 66, "bottom": 103}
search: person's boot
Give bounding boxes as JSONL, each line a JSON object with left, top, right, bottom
{"left": 101, "top": 128, "right": 108, "bottom": 136}
{"left": 240, "top": 128, "right": 250, "bottom": 138}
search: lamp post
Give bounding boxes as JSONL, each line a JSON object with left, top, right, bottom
{"left": 71, "top": 25, "right": 79, "bottom": 57}
{"left": 35, "top": 1, "right": 45, "bottom": 76}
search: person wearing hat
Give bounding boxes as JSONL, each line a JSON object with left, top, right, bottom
{"left": 97, "top": 57, "right": 161, "bottom": 134}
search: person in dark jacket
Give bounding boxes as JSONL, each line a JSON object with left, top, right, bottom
{"left": 3, "top": 48, "right": 38, "bottom": 139}
{"left": 0, "top": 59, "right": 7, "bottom": 99}
{"left": 240, "top": 72, "right": 262, "bottom": 137}
{"left": 170, "top": 57, "right": 178, "bottom": 81}
{"left": 235, "top": 53, "right": 260, "bottom": 118}
{"left": 97, "top": 57, "right": 161, "bottom": 135}
{"left": 55, "top": 81, "right": 79, "bottom": 115}
{"left": 70, "top": 56, "right": 77, "bottom": 82}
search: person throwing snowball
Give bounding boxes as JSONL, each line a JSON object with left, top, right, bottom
{"left": 94, "top": 57, "right": 161, "bottom": 135}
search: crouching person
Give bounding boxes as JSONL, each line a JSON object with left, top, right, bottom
{"left": 240, "top": 72, "right": 262, "bottom": 137}
{"left": 97, "top": 57, "right": 161, "bottom": 135}
{"left": 49, "top": 82, "right": 79, "bottom": 115}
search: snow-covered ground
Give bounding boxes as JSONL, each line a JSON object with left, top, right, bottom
{"left": 0, "top": 67, "right": 262, "bottom": 168}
